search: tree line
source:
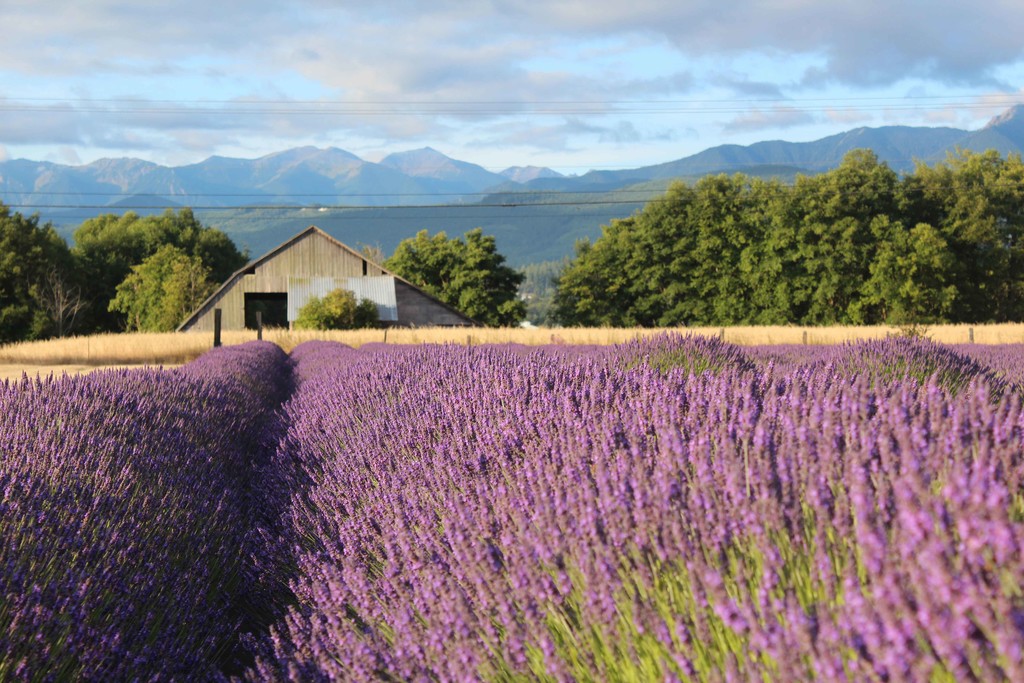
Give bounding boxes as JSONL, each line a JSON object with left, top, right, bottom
{"left": 554, "top": 149, "right": 1024, "bottom": 327}
{"left": 7, "top": 146, "right": 1018, "bottom": 341}
{"left": 0, "top": 207, "right": 247, "bottom": 343}
{"left": 0, "top": 207, "right": 526, "bottom": 342}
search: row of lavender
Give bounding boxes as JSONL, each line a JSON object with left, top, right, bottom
{"left": 247, "top": 336, "right": 1024, "bottom": 681}
{"left": 3, "top": 335, "right": 1024, "bottom": 680}
{"left": 0, "top": 341, "right": 294, "bottom": 681}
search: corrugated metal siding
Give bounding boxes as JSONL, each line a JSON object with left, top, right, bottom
{"left": 288, "top": 276, "right": 338, "bottom": 321}
{"left": 346, "top": 276, "right": 398, "bottom": 321}
{"left": 287, "top": 276, "right": 398, "bottom": 322}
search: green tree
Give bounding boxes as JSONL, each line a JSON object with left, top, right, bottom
{"left": 0, "top": 205, "right": 75, "bottom": 342}
{"left": 554, "top": 182, "right": 700, "bottom": 327}
{"left": 555, "top": 151, "right": 908, "bottom": 328}
{"left": 636, "top": 182, "right": 700, "bottom": 326}
{"left": 852, "top": 218, "right": 958, "bottom": 324}
{"left": 902, "top": 149, "right": 1024, "bottom": 322}
{"left": 553, "top": 225, "right": 642, "bottom": 327}
{"left": 555, "top": 175, "right": 773, "bottom": 327}
{"left": 108, "top": 245, "right": 217, "bottom": 332}
{"left": 294, "top": 288, "right": 379, "bottom": 330}
{"left": 385, "top": 228, "right": 526, "bottom": 327}
{"left": 73, "top": 209, "right": 247, "bottom": 332}
{"left": 555, "top": 148, "right": 1024, "bottom": 328}
{"left": 72, "top": 212, "right": 150, "bottom": 331}
{"left": 736, "top": 177, "right": 801, "bottom": 324}
{"left": 787, "top": 149, "right": 900, "bottom": 324}
{"left": 683, "top": 174, "right": 764, "bottom": 324}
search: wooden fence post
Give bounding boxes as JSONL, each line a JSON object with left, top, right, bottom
{"left": 802, "top": 330, "right": 808, "bottom": 345}
{"left": 213, "top": 308, "right": 222, "bottom": 348}
{"left": 256, "top": 311, "right": 263, "bottom": 341}
{"left": 969, "top": 326, "right": 974, "bottom": 343}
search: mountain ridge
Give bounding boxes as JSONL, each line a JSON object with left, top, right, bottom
{"left": 4, "top": 105, "right": 1024, "bottom": 266}
{"left": 4, "top": 106, "right": 1024, "bottom": 209}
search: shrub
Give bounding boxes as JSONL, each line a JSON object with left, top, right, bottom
{"left": 616, "top": 331, "right": 757, "bottom": 376}
{"left": 294, "top": 288, "right": 378, "bottom": 330}
{"left": 823, "top": 336, "right": 1006, "bottom": 397}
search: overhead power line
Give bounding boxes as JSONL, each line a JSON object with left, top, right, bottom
{"left": 0, "top": 188, "right": 661, "bottom": 199}
{"left": 8, "top": 172, "right": 1024, "bottom": 211}
{"left": 0, "top": 199, "right": 655, "bottom": 212}
{"left": 0, "top": 94, "right": 1022, "bottom": 117}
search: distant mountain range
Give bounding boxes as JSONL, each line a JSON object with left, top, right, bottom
{"left": 0, "top": 145, "right": 567, "bottom": 212}
{"left": 4, "top": 105, "right": 1024, "bottom": 265}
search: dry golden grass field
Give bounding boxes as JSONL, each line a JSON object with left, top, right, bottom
{"left": 1, "top": 323, "right": 1023, "bottom": 382}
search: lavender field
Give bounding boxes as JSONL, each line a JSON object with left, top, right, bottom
{"left": 3, "top": 335, "right": 1024, "bottom": 681}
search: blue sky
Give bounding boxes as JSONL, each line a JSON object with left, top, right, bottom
{"left": 3, "top": 0, "right": 1024, "bottom": 174}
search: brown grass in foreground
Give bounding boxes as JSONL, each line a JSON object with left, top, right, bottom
{"left": 0, "top": 323, "right": 1022, "bottom": 369}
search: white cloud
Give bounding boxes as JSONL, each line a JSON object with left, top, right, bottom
{"left": 823, "top": 108, "right": 873, "bottom": 126}
{"left": 722, "top": 106, "right": 816, "bottom": 133}
{"left": 3, "top": 0, "right": 1024, "bottom": 166}
{"left": 7, "top": 1, "right": 1024, "bottom": 89}
{"left": 56, "top": 147, "right": 81, "bottom": 165}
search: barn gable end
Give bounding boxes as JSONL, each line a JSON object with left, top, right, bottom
{"left": 177, "top": 226, "right": 477, "bottom": 331}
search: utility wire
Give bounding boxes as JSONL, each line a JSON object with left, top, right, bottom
{"left": 0, "top": 94, "right": 1021, "bottom": 116}
{"left": 6, "top": 176, "right": 1024, "bottom": 212}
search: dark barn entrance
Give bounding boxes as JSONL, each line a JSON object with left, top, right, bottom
{"left": 245, "top": 292, "right": 288, "bottom": 329}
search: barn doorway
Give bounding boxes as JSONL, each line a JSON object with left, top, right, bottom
{"left": 245, "top": 292, "right": 288, "bottom": 329}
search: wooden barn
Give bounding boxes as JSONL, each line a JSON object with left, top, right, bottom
{"left": 177, "top": 226, "right": 477, "bottom": 331}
